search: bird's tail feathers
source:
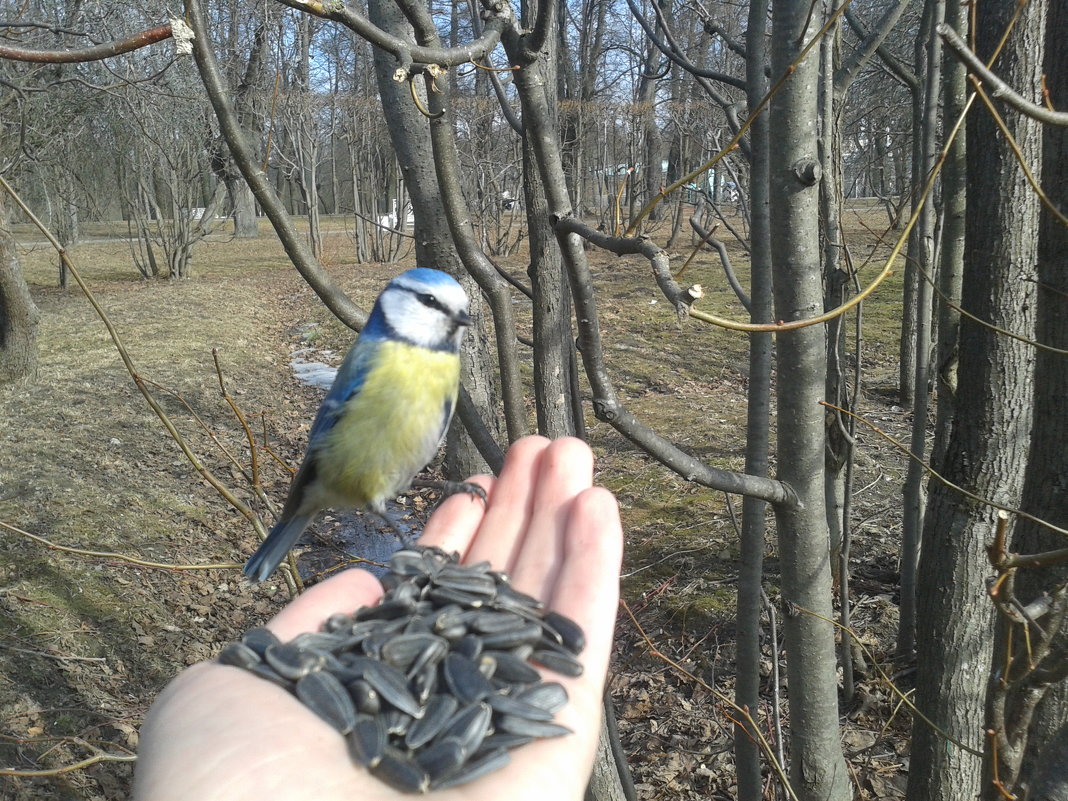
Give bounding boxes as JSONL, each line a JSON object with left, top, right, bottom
{"left": 242, "top": 513, "right": 314, "bottom": 583}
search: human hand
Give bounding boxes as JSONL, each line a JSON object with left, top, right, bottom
{"left": 133, "top": 436, "right": 623, "bottom": 801}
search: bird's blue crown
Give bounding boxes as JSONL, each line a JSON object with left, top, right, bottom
{"left": 395, "top": 267, "right": 461, "bottom": 289}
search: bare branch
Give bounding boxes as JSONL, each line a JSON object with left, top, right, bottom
{"left": 843, "top": 4, "right": 917, "bottom": 90}
{"left": 688, "top": 215, "right": 751, "bottom": 311}
{"left": 554, "top": 215, "right": 698, "bottom": 316}
{"left": 466, "top": 0, "right": 523, "bottom": 134}
{"left": 499, "top": 18, "right": 798, "bottom": 507}
{"left": 835, "top": 0, "right": 911, "bottom": 95}
{"left": 624, "top": 0, "right": 746, "bottom": 90}
{"left": 0, "top": 24, "right": 173, "bottom": 63}
{"left": 272, "top": 0, "right": 506, "bottom": 69}
{"left": 701, "top": 20, "right": 746, "bottom": 60}
{"left": 939, "top": 22, "right": 1068, "bottom": 127}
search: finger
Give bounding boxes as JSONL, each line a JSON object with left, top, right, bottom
{"left": 508, "top": 437, "right": 595, "bottom": 601}
{"left": 463, "top": 435, "right": 553, "bottom": 569}
{"left": 548, "top": 486, "right": 623, "bottom": 680}
{"left": 418, "top": 474, "right": 495, "bottom": 555}
{"left": 522, "top": 487, "right": 621, "bottom": 788}
{"left": 266, "top": 568, "right": 383, "bottom": 641}
{"left": 462, "top": 490, "right": 622, "bottom": 801}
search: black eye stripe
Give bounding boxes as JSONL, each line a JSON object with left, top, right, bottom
{"left": 414, "top": 290, "right": 445, "bottom": 313}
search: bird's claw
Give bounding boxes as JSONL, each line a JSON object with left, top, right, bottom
{"left": 412, "top": 478, "right": 488, "bottom": 506}
{"left": 441, "top": 479, "right": 488, "bottom": 505}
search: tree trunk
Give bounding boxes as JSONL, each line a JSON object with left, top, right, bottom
{"left": 897, "top": 18, "right": 928, "bottom": 408}
{"left": 930, "top": 0, "right": 966, "bottom": 469}
{"left": 734, "top": 0, "right": 773, "bottom": 796}
{"left": 768, "top": 2, "right": 851, "bottom": 799}
{"left": 897, "top": 0, "right": 943, "bottom": 660}
{"left": 229, "top": 176, "right": 259, "bottom": 238}
{"left": 907, "top": 1, "right": 1045, "bottom": 798}
{"left": 367, "top": 0, "right": 498, "bottom": 478}
{"left": 1011, "top": 0, "right": 1068, "bottom": 790}
{"left": 522, "top": 5, "right": 578, "bottom": 440}
{"left": 0, "top": 192, "right": 40, "bottom": 384}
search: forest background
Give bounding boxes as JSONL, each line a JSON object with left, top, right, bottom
{"left": 1, "top": 0, "right": 1066, "bottom": 799}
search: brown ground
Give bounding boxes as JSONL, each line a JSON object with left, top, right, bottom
{"left": 1, "top": 211, "right": 911, "bottom": 799}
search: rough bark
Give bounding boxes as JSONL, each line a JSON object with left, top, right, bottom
{"left": 907, "top": 1, "right": 1045, "bottom": 798}
{"left": 1012, "top": 0, "right": 1068, "bottom": 789}
{"left": 0, "top": 191, "right": 40, "bottom": 384}
{"left": 521, "top": 2, "right": 577, "bottom": 440}
{"left": 768, "top": 2, "right": 851, "bottom": 799}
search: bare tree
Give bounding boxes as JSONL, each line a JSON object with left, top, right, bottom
{"left": 767, "top": 2, "right": 851, "bottom": 798}
{"left": 0, "top": 189, "right": 39, "bottom": 383}
{"left": 907, "top": 1, "right": 1046, "bottom": 798}
{"left": 1000, "top": 0, "right": 1068, "bottom": 790}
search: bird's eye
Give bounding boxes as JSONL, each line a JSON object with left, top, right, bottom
{"left": 417, "top": 293, "right": 438, "bottom": 308}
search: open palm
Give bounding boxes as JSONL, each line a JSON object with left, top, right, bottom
{"left": 133, "top": 436, "right": 623, "bottom": 801}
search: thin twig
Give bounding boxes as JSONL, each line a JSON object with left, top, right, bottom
{"left": 0, "top": 520, "right": 241, "bottom": 572}
{"left": 0, "top": 741, "right": 137, "bottom": 776}
{"left": 822, "top": 402, "right": 1068, "bottom": 539}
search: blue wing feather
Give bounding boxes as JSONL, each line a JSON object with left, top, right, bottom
{"left": 308, "top": 338, "right": 378, "bottom": 440}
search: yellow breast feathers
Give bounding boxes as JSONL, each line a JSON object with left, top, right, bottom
{"left": 315, "top": 340, "right": 460, "bottom": 510}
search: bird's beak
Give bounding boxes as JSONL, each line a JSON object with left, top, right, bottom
{"left": 455, "top": 309, "right": 472, "bottom": 327}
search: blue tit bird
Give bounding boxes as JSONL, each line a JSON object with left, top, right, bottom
{"left": 243, "top": 267, "right": 472, "bottom": 583}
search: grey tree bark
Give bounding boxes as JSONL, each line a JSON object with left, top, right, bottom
{"left": 897, "top": 0, "right": 944, "bottom": 660}
{"left": 0, "top": 190, "right": 40, "bottom": 384}
{"left": 1010, "top": 0, "right": 1068, "bottom": 789}
{"left": 930, "top": 0, "right": 966, "bottom": 470}
{"left": 907, "top": 0, "right": 1045, "bottom": 797}
{"left": 520, "top": 0, "right": 578, "bottom": 440}
{"left": 367, "top": 0, "right": 499, "bottom": 478}
{"left": 768, "top": 2, "right": 851, "bottom": 799}
{"left": 897, "top": 0, "right": 948, "bottom": 414}
{"left": 734, "top": 0, "right": 773, "bottom": 796}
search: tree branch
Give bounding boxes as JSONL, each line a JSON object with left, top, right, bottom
{"left": 702, "top": 20, "right": 747, "bottom": 60}
{"left": 939, "top": 23, "right": 1068, "bottom": 127}
{"left": 843, "top": 4, "right": 917, "bottom": 90}
{"left": 688, "top": 216, "right": 751, "bottom": 311}
{"left": 624, "top": 0, "right": 746, "bottom": 90}
{"left": 499, "top": 17, "right": 799, "bottom": 508}
{"left": 272, "top": 0, "right": 506, "bottom": 69}
{"left": 835, "top": 0, "right": 911, "bottom": 95}
{"left": 554, "top": 215, "right": 699, "bottom": 317}
{"left": 0, "top": 24, "right": 173, "bottom": 63}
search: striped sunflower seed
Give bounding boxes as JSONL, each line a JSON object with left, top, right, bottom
{"left": 227, "top": 545, "right": 588, "bottom": 793}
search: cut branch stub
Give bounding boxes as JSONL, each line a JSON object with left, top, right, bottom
{"left": 791, "top": 158, "right": 821, "bottom": 186}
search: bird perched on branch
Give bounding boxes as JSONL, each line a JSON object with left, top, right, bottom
{"left": 244, "top": 268, "right": 476, "bottom": 583}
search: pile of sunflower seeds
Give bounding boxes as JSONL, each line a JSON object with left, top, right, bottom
{"left": 218, "top": 546, "right": 586, "bottom": 793}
